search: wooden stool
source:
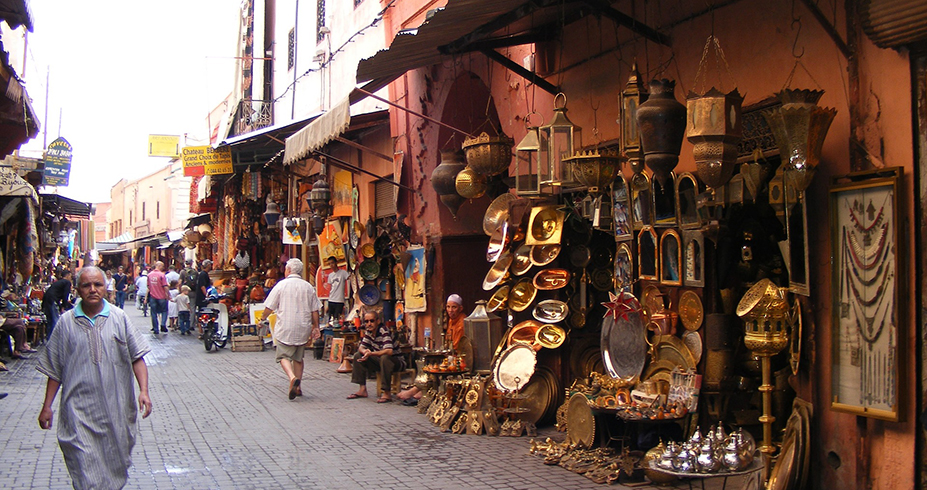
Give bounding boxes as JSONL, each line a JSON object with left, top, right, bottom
{"left": 376, "top": 368, "right": 415, "bottom": 395}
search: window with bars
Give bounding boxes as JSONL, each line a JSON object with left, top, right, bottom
{"left": 287, "top": 28, "right": 296, "bottom": 71}
{"left": 316, "top": 0, "right": 326, "bottom": 43}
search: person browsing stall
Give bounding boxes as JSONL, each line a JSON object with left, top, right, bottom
{"left": 261, "top": 258, "right": 322, "bottom": 400}
{"left": 37, "top": 266, "right": 152, "bottom": 490}
{"left": 325, "top": 256, "right": 350, "bottom": 324}
{"left": 42, "top": 269, "right": 73, "bottom": 339}
{"left": 347, "top": 310, "right": 399, "bottom": 403}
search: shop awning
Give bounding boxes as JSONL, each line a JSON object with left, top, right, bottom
{"left": 41, "top": 193, "right": 91, "bottom": 218}
{"left": 96, "top": 232, "right": 135, "bottom": 251}
{"left": 216, "top": 112, "right": 322, "bottom": 167}
{"left": 0, "top": 165, "right": 37, "bottom": 202}
{"left": 356, "top": 0, "right": 667, "bottom": 91}
{"left": 185, "top": 212, "right": 212, "bottom": 230}
{"left": 283, "top": 97, "right": 351, "bottom": 164}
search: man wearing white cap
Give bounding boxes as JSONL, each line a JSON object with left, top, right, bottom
{"left": 444, "top": 294, "right": 465, "bottom": 351}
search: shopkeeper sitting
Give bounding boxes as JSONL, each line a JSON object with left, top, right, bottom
{"left": 1, "top": 290, "right": 35, "bottom": 359}
{"left": 444, "top": 294, "right": 465, "bottom": 350}
{"left": 347, "top": 310, "right": 402, "bottom": 403}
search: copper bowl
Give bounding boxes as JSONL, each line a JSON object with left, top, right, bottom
{"left": 533, "top": 269, "right": 571, "bottom": 290}
{"left": 511, "top": 243, "right": 533, "bottom": 276}
{"left": 508, "top": 278, "right": 538, "bottom": 312}
{"left": 482, "top": 250, "right": 513, "bottom": 291}
{"left": 530, "top": 244, "right": 561, "bottom": 266}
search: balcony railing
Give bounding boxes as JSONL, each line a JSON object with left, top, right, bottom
{"left": 233, "top": 99, "right": 274, "bottom": 136}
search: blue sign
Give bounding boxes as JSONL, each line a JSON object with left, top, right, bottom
{"left": 44, "top": 137, "right": 73, "bottom": 186}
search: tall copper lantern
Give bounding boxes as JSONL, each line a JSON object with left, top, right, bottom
{"left": 431, "top": 150, "right": 467, "bottom": 216}
{"left": 687, "top": 88, "right": 743, "bottom": 190}
{"left": 761, "top": 89, "right": 836, "bottom": 193}
{"left": 636, "top": 79, "right": 687, "bottom": 186}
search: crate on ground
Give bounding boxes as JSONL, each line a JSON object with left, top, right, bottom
{"left": 230, "top": 324, "right": 264, "bottom": 352}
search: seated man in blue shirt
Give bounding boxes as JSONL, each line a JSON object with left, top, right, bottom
{"left": 347, "top": 310, "right": 398, "bottom": 403}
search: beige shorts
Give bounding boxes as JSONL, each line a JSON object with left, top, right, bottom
{"left": 275, "top": 343, "right": 306, "bottom": 363}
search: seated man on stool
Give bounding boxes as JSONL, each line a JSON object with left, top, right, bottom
{"left": 1, "top": 290, "right": 36, "bottom": 359}
{"left": 347, "top": 310, "right": 398, "bottom": 403}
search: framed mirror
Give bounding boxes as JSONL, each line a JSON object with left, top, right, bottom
{"left": 630, "top": 172, "right": 653, "bottom": 229}
{"left": 613, "top": 175, "right": 633, "bottom": 242}
{"left": 727, "top": 174, "right": 745, "bottom": 205}
{"left": 653, "top": 172, "right": 677, "bottom": 227}
{"left": 638, "top": 226, "right": 658, "bottom": 280}
{"left": 615, "top": 242, "right": 633, "bottom": 292}
{"left": 676, "top": 172, "right": 702, "bottom": 230}
{"left": 683, "top": 230, "right": 705, "bottom": 288}
{"left": 660, "top": 229, "right": 682, "bottom": 286}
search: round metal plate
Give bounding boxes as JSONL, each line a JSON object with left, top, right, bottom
{"left": 682, "top": 330, "right": 703, "bottom": 364}
{"left": 566, "top": 393, "right": 595, "bottom": 448}
{"left": 535, "top": 323, "right": 567, "bottom": 349}
{"left": 768, "top": 409, "right": 801, "bottom": 490}
{"left": 486, "top": 285, "right": 510, "bottom": 312}
{"left": 360, "top": 243, "right": 376, "bottom": 258}
{"left": 533, "top": 299, "right": 569, "bottom": 323}
{"left": 526, "top": 206, "right": 565, "bottom": 246}
{"left": 482, "top": 250, "right": 513, "bottom": 291}
{"left": 518, "top": 367, "right": 554, "bottom": 424}
{"left": 493, "top": 343, "right": 537, "bottom": 392}
{"left": 483, "top": 193, "right": 518, "bottom": 236}
{"left": 601, "top": 308, "right": 647, "bottom": 380}
{"left": 487, "top": 221, "right": 510, "bottom": 263}
{"left": 652, "top": 335, "right": 697, "bottom": 371}
{"left": 569, "top": 244, "right": 592, "bottom": 268}
{"left": 590, "top": 268, "right": 614, "bottom": 292}
{"left": 678, "top": 290, "right": 704, "bottom": 331}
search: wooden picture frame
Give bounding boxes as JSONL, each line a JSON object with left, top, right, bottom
{"left": 829, "top": 167, "right": 903, "bottom": 421}
{"left": 615, "top": 242, "right": 633, "bottom": 292}
{"left": 660, "top": 229, "right": 682, "bottom": 286}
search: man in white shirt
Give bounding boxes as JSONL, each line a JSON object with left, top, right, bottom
{"left": 325, "top": 256, "right": 351, "bottom": 324}
{"left": 165, "top": 265, "right": 181, "bottom": 289}
{"left": 261, "top": 258, "right": 321, "bottom": 400}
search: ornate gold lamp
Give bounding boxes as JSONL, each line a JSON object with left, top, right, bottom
{"left": 687, "top": 88, "right": 743, "bottom": 191}
{"left": 462, "top": 132, "right": 514, "bottom": 177}
{"left": 761, "top": 89, "right": 836, "bottom": 193}
{"left": 736, "top": 279, "right": 790, "bottom": 459}
{"left": 539, "top": 93, "right": 582, "bottom": 190}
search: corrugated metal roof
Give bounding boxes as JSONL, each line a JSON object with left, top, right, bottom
{"left": 356, "top": 0, "right": 532, "bottom": 83}
{"left": 861, "top": 0, "right": 927, "bottom": 48}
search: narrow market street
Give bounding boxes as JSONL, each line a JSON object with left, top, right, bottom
{"left": 2, "top": 304, "right": 621, "bottom": 490}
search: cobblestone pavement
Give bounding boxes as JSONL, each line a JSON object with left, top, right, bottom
{"left": 0, "top": 306, "right": 758, "bottom": 489}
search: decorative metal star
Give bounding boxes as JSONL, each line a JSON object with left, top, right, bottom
{"left": 602, "top": 291, "right": 642, "bottom": 321}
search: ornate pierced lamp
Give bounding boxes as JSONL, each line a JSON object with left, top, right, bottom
{"left": 687, "top": 88, "right": 743, "bottom": 191}
{"left": 761, "top": 89, "right": 836, "bottom": 193}
{"left": 309, "top": 174, "right": 332, "bottom": 219}
{"left": 263, "top": 196, "right": 281, "bottom": 229}
{"left": 539, "top": 93, "right": 582, "bottom": 190}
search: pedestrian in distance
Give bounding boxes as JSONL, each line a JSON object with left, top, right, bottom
{"left": 195, "top": 260, "right": 213, "bottom": 337}
{"left": 113, "top": 266, "right": 128, "bottom": 309}
{"left": 261, "top": 258, "right": 321, "bottom": 400}
{"left": 147, "top": 261, "right": 170, "bottom": 334}
{"left": 42, "top": 269, "right": 73, "bottom": 339}
{"left": 174, "top": 286, "right": 192, "bottom": 335}
{"left": 37, "top": 266, "right": 152, "bottom": 490}
{"left": 134, "top": 270, "right": 149, "bottom": 316}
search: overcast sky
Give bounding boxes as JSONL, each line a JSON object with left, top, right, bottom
{"left": 16, "top": 1, "right": 241, "bottom": 204}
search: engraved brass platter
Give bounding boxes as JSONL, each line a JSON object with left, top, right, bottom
{"left": 483, "top": 193, "right": 518, "bottom": 236}
{"left": 360, "top": 243, "right": 376, "bottom": 258}
{"left": 530, "top": 244, "right": 562, "bottom": 266}
{"left": 682, "top": 330, "right": 703, "bottom": 364}
{"left": 518, "top": 366, "right": 556, "bottom": 424}
{"left": 601, "top": 305, "right": 647, "bottom": 380}
{"left": 651, "top": 335, "right": 697, "bottom": 371}
{"left": 566, "top": 393, "right": 595, "bottom": 448}
{"left": 678, "top": 290, "right": 704, "bottom": 331}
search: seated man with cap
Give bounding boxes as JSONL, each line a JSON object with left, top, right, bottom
{"left": 398, "top": 294, "right": 464, "bottom": 406}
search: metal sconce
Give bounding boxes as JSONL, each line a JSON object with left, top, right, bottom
{"left": 539, "top": 93, "right": 582, "bottom": 190}
{"left": 263, "top": 195, "right": 281, "bottom": 229}
{"left": 620, "top": 64, "right": 647, "bottom": 174}
{"left": 514, "top": 120, "right": 542, "bottom": 196}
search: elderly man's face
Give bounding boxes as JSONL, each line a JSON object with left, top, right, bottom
{"left": 77, "top": 269, "right": 106, "bottom": 308}
{"left": 446, "top": 301, "right": 463, "bottom": 320}
{"left": 363, "top": 314, "right": 378, "bottom": 333}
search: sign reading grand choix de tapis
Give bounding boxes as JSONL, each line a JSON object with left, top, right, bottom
{"left": 181, "top": 145, "right": 233, "bottom": 177}
{"left": 43, "top": 137, "right": 73, "bottom": 186}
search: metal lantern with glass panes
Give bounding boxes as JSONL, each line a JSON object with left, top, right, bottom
{"left": 309, "top": 175, "right": 332, "bottom": 219}
{"left": 620, "top": 64, "right": 647, "bottom": 175}
{"left": 515, "top": 119, "right": 542, "bottom": 196}
{"left": 539, "top": 93, "right": 582, "bottom": 190}
{"left": 463, "top": 300, "right": 505, "bottom": 373}
{"left": 263, "top": 195, "right": 281, "bottom": 229}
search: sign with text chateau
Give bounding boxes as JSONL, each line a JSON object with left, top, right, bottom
{"left": 181, "top": 146, "right": 233, "bottom": 176}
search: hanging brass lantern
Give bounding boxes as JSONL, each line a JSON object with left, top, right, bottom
{"left": 456, "top": 166, "right": 488, "bottom": 199}
{"left": 761, "top": 89, "right": 836, "bottom": 193}
{"left": 687, "top": 88, "right": 744, "bottom": 190}
{"left": 309, "top": 175, "right": 332, "bottom": 219}
{"left": 462, "top": 132, "right": 514, "bottom": 177}
{"left": 431, "top": 150, "right": 467, "bottom": 216}
{"left": 539, "top": 93, "right": 582, "bottom": 190}
{"left": 620, "top": 64, "right": 648, "bottom": 175}
{"left": 515, "top": 123, "right": 542, "bottom": 196}
{"left": 564, "top": 148, "right": 623, "bottom": 195}
{"left": 636, "top": 79, "right": 687, "bottom": 187}
{"left": 263, "top": 196, "right": 281, "bottom": 229}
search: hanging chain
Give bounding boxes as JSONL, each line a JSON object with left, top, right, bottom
{"left": 693, "top": 35, "right": 737, "bottom": 94}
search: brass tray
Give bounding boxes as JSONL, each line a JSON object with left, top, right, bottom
{"left": 483, "top": 193, "right": 517, "bottom": 236}
{"left": 642, "top": 359, "right": 676, "bottom": 386}
{"left": 360, "top": 243, "right": 376, "bottom": 258}
{"left": 566, "top": 393, "right": 595, "bottom": 448}
{"left": 511, "top": 243, "right": 533, "bottom": 276}
{"left": 530, "top": 244, "right": 562, "bottom": 266}
{"left": 486, "top": 285, "right": 510, "bottom": 312}
{"left": 517, "top": 366, "right": 556, "bottom": 424}
{"left": 768, "top": 407, "right": 802, "bottom": 490}
{"left": 682, "top": 330, "right": 703, "bottom": 364}
{"left": 535, "top": 324, "right": 567, "bottom": 349}
{"left": 651, "top": 335, "right": 697, "bottom": 371}
{"left": 487, "top": 221, "right": 511, "bottom": 263}
{"left": 493, "top": 343, "right": 537, "bottom": 392}
{"left": 533, "top": 268, "right": 571, "bottom": 290}
{"left": 525, "top": 206, "right": 565, "bottom": 246}
{"left": 601, "top": 307, "right": 647, "bottom": 380}
{"left": 482, "top": 250, "right": 513, "bottom": 291}
{"left": 678, "top": 290, "right": 704, "bottom": 331}
{"left": 508, "top": 277, "right": 537, "bottom": 312}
